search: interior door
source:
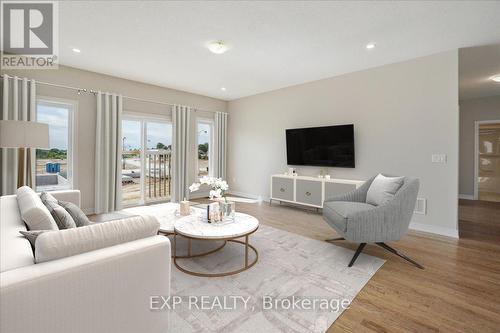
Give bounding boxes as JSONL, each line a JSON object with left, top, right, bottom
{"left": 477, "top": 122, "right": 500, "bottom": 202}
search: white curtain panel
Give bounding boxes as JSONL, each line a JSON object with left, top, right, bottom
{"left": 213, "top": 112, "right": 228, "bottom": 180}
{"left": 0, "top": 75, "right": 36, "bottom": 195}
{"left": 171, "top": 105, "right": 191, "bottom": 202}
{"left": 95, "top": 92, "right": 123, "bottom": 213}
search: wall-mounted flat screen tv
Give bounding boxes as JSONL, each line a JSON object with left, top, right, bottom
{"left": 286, "top": 124, "right": 355, "bottom": 167}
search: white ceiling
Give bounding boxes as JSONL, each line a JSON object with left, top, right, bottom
{"left": 459, "top": 44, "right": 500, "bottom": 101}
{"left": 58, "top": 1, "right": 500, "bottom": 100}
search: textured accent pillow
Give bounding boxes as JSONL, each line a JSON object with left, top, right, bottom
{"left": 366, "top": 174, "right": 405, "bottom": 206}
{"left": 19, "top": 230, "right": 49, "bottom": 250}
{"left": 40, "top": 192, "right": 77, "bottom": 229}
{"left": 35, "top": 215, "right": 160, "bottom": 263}
{"left": 59, "top": 200, "right": 90, "bottom": 227}
{"left": 16, "top": 186, "right": 58, "bottom": 231}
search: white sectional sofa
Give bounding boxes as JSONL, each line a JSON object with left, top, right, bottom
{"left": 0, "top": 190, "right": 171, "bottom": 333}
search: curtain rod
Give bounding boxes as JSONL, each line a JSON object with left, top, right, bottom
{"left": 0, "top": 74, "right": 226, "bottom": 114}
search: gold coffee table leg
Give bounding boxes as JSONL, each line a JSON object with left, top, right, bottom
{"left": 160, "top": 231, "right": 227, "bottom": 258}
{"left": 173, "top": 232, "right": 177, "bottom": 258}
{"left": 173, "top": 234, "right": 259, "bottom": 277}
{"left": 245, "top": 235, "right": 249, "bottom": 268}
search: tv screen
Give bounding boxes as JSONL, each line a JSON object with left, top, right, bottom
{"left": 286, "top": 124, "right": 355, "bottom": 167}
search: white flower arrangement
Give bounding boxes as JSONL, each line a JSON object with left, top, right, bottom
{"left": 189, "top": 176, "right": 229, "bottom": 202}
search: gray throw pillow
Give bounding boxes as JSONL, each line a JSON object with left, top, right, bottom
{"left": 366, "top": 174, "right": 405, "bottom": 206}
{"left": 59, "top": 200, "right": 91, "bottom": 227}
{"left": 40, "top": 192, "right": 77, "bottom": 229}
{"left": 19, "top": 230, "right": 49, "bottom": 250}
{"left": 16, "top": 186, "right": 58, "bottom": 231}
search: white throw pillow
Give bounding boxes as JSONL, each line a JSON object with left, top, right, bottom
{"left": 366, "top": 174, "right": 405, "bottom": 206}
{"left": 35, "top": 215, "right": 160, "bottom": 263}
{"left": 16, "top": 186, "right": 58, "bottom": 231}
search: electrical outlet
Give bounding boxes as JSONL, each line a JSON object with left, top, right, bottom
{"left": 431, "top": 154, "right": 447, "bottom": 163}
{"left": 414, "top": 198, "right": 427, "bottom": 214}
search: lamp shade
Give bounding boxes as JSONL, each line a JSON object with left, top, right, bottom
{"left": 0, "top": 120, "right": 49, "bottom": 148}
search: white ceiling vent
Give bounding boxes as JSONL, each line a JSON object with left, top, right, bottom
{"left": 414, "top": 198, "right": 427, "bottom": 215}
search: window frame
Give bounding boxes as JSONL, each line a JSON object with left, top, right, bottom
{"left": 195, "top": 117, "right": 214, "bottom": 180}
{"left": 35, "top": 96, "right": 78, "bottom": 191}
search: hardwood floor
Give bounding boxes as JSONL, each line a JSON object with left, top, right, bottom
{"left": 219, "top": 199, "right": 500, "bottom": 333}
{"left": 459, "top": 199, "right": 500, "bottom": 244}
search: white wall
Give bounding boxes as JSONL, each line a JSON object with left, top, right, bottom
{"left": 459, "top": 95, "right": 500, "bottom": 197}
{"left": 1, "top": 65, "right": 227, "bottom": 212}
{"left": 227, "top": 51, "right": 459, "bottom": 237}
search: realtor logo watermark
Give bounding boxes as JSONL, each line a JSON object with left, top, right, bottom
{"left": 150, "top": 295, "right": 351, "bottom": 313}
{"left": 1, "top": 1, "right": 58, "bottom": 69}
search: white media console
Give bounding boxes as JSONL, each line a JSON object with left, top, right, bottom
{"left": 270, "top": 174, "right": 365, "bottom": 209}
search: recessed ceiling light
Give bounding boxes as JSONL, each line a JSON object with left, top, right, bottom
{"left": 72, "top": 48, "right": 81, "bottom": 53}
{"left": 207, "top": 41, "right": 229, "bottom": 54}
{"left": 221, "top": 87, "right": 226, "bottom": 91}
{"left": 366, "top": 43, "right": 376, "bottom": 50}
{"left": 491, "top": 74, "right": 500, "bottom": 83}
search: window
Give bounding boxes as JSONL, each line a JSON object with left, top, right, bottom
{"left": 121, "top": 115, "right": 172, "bottom": 207}
{"left": 197, "top": 120, "right": 213, "bottom": 178}
{"left": 35, "top": 99, "right": 76, "bottom": 191}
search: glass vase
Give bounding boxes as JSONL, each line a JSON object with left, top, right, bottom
{"left": 220, "top": 201, "right": 235, "bottom": 221}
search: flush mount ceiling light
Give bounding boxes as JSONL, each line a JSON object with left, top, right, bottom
{"left": 72, "top": 48, "right": 81, "bottom": 53}
{"left": 221, "top": 87, "right": 226, "bottom": 91}
{"left": 366, "top": 43, "right": 376, "bottom": 50}
{"left": 491, "top": 74, "right": 500, "bottom": 83}
{"left": 207, "top": 41, "right": 229, "bottom": 54}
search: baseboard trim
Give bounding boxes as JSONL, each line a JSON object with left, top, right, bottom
{"left": 458, "top": 194, "right": 474, "bottom": 200}
{"left": 409, "top": 222, "right": 459, "bottom": 239}
{"left": 227, "top": 191, "right": 266, "bottom": 202}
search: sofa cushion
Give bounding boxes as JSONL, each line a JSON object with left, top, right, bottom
{"left": 366, "top": 174, "right": 405, "bottom": 206}
{"left": 35, "top": 215, "right": 160, "bottom": 263}
{"left": 59, "top": 200, "right": 90, "bottom": 227}
{"left": 16, "top": 186, "right": 58, "bottom": 231}
{"left": 323, "top": 201, "right": 375, "bottom": 232}
{"left": 0, "top": 195, "right": 35, "bottom": 272}
{"left": 40, "top": 192, "right": 77, "bottom": 229}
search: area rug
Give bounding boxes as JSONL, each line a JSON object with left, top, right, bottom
{"left": 167, "top": 224, "right": 384, "bottom": 333}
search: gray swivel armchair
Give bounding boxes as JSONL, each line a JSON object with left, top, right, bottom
{"left": 322, "top": 176, "right": 423, "bottom": 269}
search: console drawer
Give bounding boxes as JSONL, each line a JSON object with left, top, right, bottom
{"left": 296, "top": 179, "right": 322, "bottom": 206}
{"left": 272, "top": 177, "right": 294, "bottom": 201}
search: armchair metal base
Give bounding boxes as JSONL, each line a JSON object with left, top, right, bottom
{"left": 325, "top": 239, "right": 424, "bottom": 269}
{"left": 325, "top": 237, "right": 345, "bottom": 242}
{"left": 375, "top": 242, "right": 424, "bottom": 269}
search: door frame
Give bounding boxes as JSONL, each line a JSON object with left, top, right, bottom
{"left": 474, "top": 119, "right": 500, "bottom": 200}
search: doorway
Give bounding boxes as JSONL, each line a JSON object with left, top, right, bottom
{"left": 475, "top": 120, "right": 500, "bottom": 203}
{"left": 121, "top": 116, "right": 173, "bottom": 207}
{"left": 457, "top": 44, "right": 500, "bottom": 243}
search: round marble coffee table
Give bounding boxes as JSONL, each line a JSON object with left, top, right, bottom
{"left": 173, "top": 213, "right": 259, "bottom": 277}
